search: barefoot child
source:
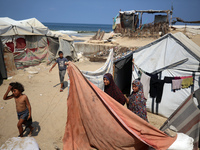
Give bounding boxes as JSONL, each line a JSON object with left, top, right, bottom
{"left": 49, "top": 51, "right": 69, "bottom": 92}
{"left": 127, "top": 80, "right": 148, "bottom": 122}
{"left": 3, "top": 82, "right": 34, "bottom": 137}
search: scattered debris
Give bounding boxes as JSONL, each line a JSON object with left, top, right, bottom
{"left": 7, "top": 77, "right": 13, "bottom": 80}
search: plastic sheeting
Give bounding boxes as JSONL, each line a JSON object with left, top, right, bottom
{"left": 63, "top": 62, "right": 177, "bottom": 150}
{"left": 14, "top": 46, "right": 49, "bottom": 69}
{"left": 47, "top": 37, "right": 59, "bottom": 56}
{"left": 0, "top": 137, "right": 39, "bottom": 150}
{"left": 131, "top": 33, "right": 200, "bottom": 118}
{"left": 82, "top": 49, "right": 113, "bottom": 90}
{"left": 160, "top": 92, "right": 200, "bottom": 150}
{"left": 114, "top": 51, "right": 133, "bottom": 95}
{"left": 0, "top": 17, "right": 48, "bottom": 36}
{"left": 26, "top": 35, "right": 47, "bottom": 49}
{"left": 58, "top": 38, "right": 72, "bottom": 57}
{"left": 0, "top": 40, "right": 7, "bottom": 85}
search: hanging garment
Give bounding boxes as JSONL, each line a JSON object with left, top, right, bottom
{"left": 164, "top": 77, "right": 174, "bottom": 83}
{"left": 181, "top": 77, "right": 193, "bottom": 89}
{"left": 150, "top": 77, "right": 165, "bottom": 103}
{"left": 172, "top": 79, "right": 183, "bottom": 90}
{"left": 140, "top": 73, "right": 151, "bottom": 99}
{"left": 146, "top": 73, "right": 158, "bottom": 98}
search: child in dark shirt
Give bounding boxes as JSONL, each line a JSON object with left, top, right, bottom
{"left": 49, "top": 51, "right": 69, "bottom": 92}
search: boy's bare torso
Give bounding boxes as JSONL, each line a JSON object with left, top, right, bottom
{"left": 15, "top": 94, "right": 27, "bottom": 112}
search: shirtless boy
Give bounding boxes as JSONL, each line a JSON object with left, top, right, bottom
{"left": 3, "top": 82, "right": 34, "bottom": 137}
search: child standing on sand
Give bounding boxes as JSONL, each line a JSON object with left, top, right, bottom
{"left": 49, "top": 51, "right": 69, "bottom": 92}
{"left": 3, "top": 82, "right": 34, "bottom": 137}
{"left": 127, "top": 80, "right": 148, "bottom": 122}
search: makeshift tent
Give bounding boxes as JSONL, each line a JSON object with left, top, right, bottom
{"left": 63, "top": 62, "right": 181, "bottom": 150}
{"left": 0, "top": 17, "right": 76, "bottom": 70}
{"left": 82, "top": 49, "right": 113, "bottom": 90}
{"left": 114, "top": 32, "right": 200, "bottom": 118}
{"left": 160, "top": 88, "right": 200, "bottom": 150}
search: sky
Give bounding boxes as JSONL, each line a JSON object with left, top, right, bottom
{"left": 0, "top": 0, "right": 199, "bottom": 25}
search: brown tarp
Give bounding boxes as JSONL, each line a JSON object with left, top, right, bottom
{"left": 63, "top": 62, "right": 177, "bottom": 150}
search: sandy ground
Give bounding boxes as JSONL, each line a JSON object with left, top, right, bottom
{"left": 0, "top": 61, "right": 110, "bottom": 149}
{"left": 0, "top": 59, "right": 168, "bottom": 149}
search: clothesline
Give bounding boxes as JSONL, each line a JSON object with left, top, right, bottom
{"left": 132, "top": 60, "right": 198, "bottom": 82}
{"left": 132, "top": 61, "right": 194, "bottom": 104}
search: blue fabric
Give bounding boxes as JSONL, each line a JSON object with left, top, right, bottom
{"left": 17, "top": 108, "right": 29, "bottom": 120}
{"left": 56, "top": 57, "right": 68, "bottom": 71}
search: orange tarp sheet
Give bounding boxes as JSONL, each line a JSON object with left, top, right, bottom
{"left": 63, "top": 62, "right": 177, "bottom": 150}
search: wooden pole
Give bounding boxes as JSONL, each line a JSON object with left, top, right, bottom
{"left": 140, "top": 12, "right": 143, "bottom": 27}
{"left": 132, "top": 14, "right": 135, "bottom": 30}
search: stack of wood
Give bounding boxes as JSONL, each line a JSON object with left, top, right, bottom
{"left": 90, "top": 29, "right": 105, "bottom": 40}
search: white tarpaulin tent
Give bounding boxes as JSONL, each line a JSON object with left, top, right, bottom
{"left": 82, "top": 49, "right": 113, "bottom": 90}
{"left": 131, "top": 32, "right": 200, "bottom": 118}
{"left": 114, "top": 32, "right": 200, "bottom": 118}
{"left": 0, "top": 17, "right": 49, "bottom": 36}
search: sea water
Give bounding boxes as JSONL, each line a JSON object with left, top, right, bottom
{"left": 43, "top": 22, "right": 112, "bottom": 37}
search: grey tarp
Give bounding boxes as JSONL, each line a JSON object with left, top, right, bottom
{"left": 47, "top": 37, "right": 59, "bottom": 57}
{"left": 0, "top": 40, "right": 7, "bottom": 85}
{"left": 58, "top": 38, "right": 72, "bottom": 57}
{"left": 114, "top": 51, "right": 133, "bottom": 95}
{"left": 26, "top": 35, "right": 47, "bottom": 49}
{"left": 160, "top": 89, "right": 200, "bottom": 149}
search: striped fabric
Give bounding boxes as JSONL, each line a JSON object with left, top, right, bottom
{"left": 14, "top": 46, "right": 50, "bottom": 69}
{"left": 160, "top": 91, "right": 200, "bottom": 150}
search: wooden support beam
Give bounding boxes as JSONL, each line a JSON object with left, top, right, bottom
{"left": 140, "top": 12, "right": 143, "bottom": 27}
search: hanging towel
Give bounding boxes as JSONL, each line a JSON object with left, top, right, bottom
{"left": 140, "top": 73, "right": 150, "bottom": 99}
{"left": 181, "top": 77, "right": 193, "bottom": 89}
{"left": 172, "top": 79, "right": 183, "bottom": 90}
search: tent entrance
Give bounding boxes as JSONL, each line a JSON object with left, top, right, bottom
{"left": 114, "top": 54, "right": 133, "bottom": 95}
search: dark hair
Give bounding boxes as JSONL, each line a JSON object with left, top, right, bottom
{"left": 10, "top": 82, "right": 24, "bottom": 93}
{"left": 58, "top": 51, "right": 63, "bottom": 55}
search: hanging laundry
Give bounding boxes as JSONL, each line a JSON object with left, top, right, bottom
{"left": 164, "top": 77, "right": 174, "bottom": 83}
{"left": 181, "top": 77, "right": 193, "bottom": 89}
{"left": 147, "top": 73, "right": 165, "bottom": 103}
{"left": 172, "top": 79, "right": 183, "bottom": 90}
{"left": 146, "top": 73, "right": 158, "bottom": 98}
{"left": 155, "top": 80, "right": 165, "bottom": 103}
{"left": 140, "top": 73, "right": 150, "bottom": 99}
